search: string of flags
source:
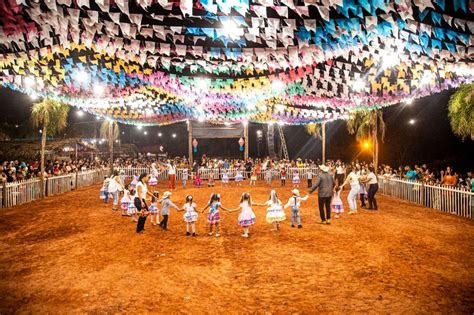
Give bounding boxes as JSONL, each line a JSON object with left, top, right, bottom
{"left": 0, "top": 0, "right": 473, "bottom": 125}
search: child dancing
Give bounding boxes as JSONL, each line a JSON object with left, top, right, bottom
{"left": 331, "top": 186, "right": 344, "bottom": 218}
{"left": 183, "top": 195, "right": 199, "bottom": 236}
{"left": 284, "top": 189, "right": 309, "bottom": 228}
{"left": 201, "top": 193, "right": 231, "bottom": 237}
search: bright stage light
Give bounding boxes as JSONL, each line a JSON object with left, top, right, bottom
{"left": 75, "top": 69, "right": 89, "bottom": 83}
{"left": 136, "top": 125, "right": 143, "bottom": 130}
{"left": 24, "top": 76, "right": 35, "bottom": 88}
{"left": 221, "top": 19, "right": 243, "bottom": 39}
{"left": 224, "top": 122, "right": 231, "bottom": 126}
{"left": 196, "top": 79, "right": 209, "bottom": 90}
{"left": 352, "top": 80, "right": 366, "bottom": 92}
{"left": 409, "top": 119, "right": 415, "bottom": 125}
{"left": 94, "top": 84, "right": 105, "bottom": 96}
{"left": 272, "top": 80, "right": 285, "bottom": 91}
{"left": 420, "top": 71, "right": 433, "bottom": 86}
{"left": 275, "top": 104, "right": 285, "bottom": 111}
{"left": 158, "top": 132, "right": 162, "bottom": 137}
{"left": 77, "top": 110, "right": 84, "bottom": 117}
{"left": 172, "top": 133, "right": 177, "bottom": 138}
{"left": 381, "top": 52, "right": 400, "bottom": 69}
{"left": 95, "top": 116, "right": 101, "bottom": 120}
{"left": 30, "top": 93, "right": 38, "bottom": 101}
{"left": 256, "top": 130, "right": 262, "bottom": 136}
{"left": 362, "top": 141, "right": 370, "bottom": 149}
{"left": 278, "top": 121, "right": 284, "bottom": 126}
{"left": 242, "top": 120, "right": 248, "bottom": 126}
{"left": 405, "top": 98, "right": 413, "bottom": 105}
{"left": 143, "top": 131, "right": 148, "bottom": 135}
{"left": 268, "top": 121, "right": 274, "bottom": 126}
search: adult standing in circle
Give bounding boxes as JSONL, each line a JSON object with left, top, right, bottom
{"left": 134, "top": 173, "right": 154, "bottom": 233}
{"left": 341, "top": 166, "right": 360, "bottom": 214}
{"left": 363, "top": 166, "right": 379, "bottom": 210}
{"left": 108, "top": 170, "right": 124, "bottom": 211}
{"left": 167, "top": 161, "right": 177, "bottom": 190}
{"left": 308, "top": 165, "right": 335, "bottom": 224}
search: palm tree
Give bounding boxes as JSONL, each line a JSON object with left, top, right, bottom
{"left": 31, "top": 98, "right": 70, "bottom": 197}
{"left": 448, "top": 83, "right": 473, "bottom": 141}
{"left": 100, "top": 120, "right": 120, "bottom": 174}
{"left": 346, "top": 110, "right": 385, "bottom": 168}
{"left": 305, "top": 122, "right": 326, "bottom": 163}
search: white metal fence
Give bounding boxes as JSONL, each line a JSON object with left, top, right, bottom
{"left": 1, "top": 168, "right": 110, "bottom": 208}
{"left": 116, "top": 166, "right": 321, "bottom": 181}
{"left": 378, "top": 176, "right": 473, "bottom": 219}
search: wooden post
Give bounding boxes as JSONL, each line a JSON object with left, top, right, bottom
{"left": 2, "top": 180, "right": 7, "bottom": 208}
{"left": 322, "top": 122, "right": 326, "bottom": 164}
{"left": 188, "top": 120, "right": 193, "bottom": 165}
{"left": 244, "top": 122, "right": 249, "bottom": 161}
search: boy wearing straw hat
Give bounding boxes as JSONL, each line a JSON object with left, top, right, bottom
{"left": 159, "top": 191, "right": 180, "bottom": 230}
{"left": 284, "top": 189, "right": 309, "bottom": 228}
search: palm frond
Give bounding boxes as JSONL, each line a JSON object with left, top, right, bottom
{"left": 448, "top": 83, "right": 474, "bottom": 141}
{"left": 305, "top": 123, "right": 322, "bottom": 139}
{"left": 100, "top": 120, "right": 120, "bottom": 141}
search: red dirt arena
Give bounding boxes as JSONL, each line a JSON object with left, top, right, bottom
{"left": 0, "top": 182, "right": 473, "bottom": 313}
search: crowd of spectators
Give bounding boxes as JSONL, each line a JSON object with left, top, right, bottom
{"left": 2, "top": 154, "right": 473, "bottom": 192}
{"left": 1, "top": 159, "right": 108, "bottom": 183}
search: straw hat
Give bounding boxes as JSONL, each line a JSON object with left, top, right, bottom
{"left": 319, "top": 164, "right": 330, "bottom": 172}
{"left": 163, "top": 191, "right": 172, "bottom": 198}
{"left": 292, "top": 189, "right": 300, "bottom": 196}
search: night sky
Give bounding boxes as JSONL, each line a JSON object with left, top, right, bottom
{"left": 0, "top": 87, "right": 472, "bottom": 172}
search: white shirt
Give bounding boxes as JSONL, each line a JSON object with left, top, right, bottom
{"left": 347, "top": 172, "right": 359, "bottom": 186}
{"left": 108, "top": 176, "right": 122, "bottom": 192}
{"left": 367, "top": 172, "right": 378, "bottom": 185}
{"left": 284, "top": 195, "right": 309, "bottom": 208}
{"left": 134, "top": 181, "right": 148, "bottom": 199}
{"left": 336, "top": 166, "right": 345, "bottom": 175}
{"left": 168, "top": 164, "right": 176, "bottom": 175}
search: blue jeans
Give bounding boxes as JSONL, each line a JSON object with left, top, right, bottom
{"left": 111, "top": 191, "right": 119, "bottom": 205}
{"left": 348, "top": 185, "right": 360, "bottom": 211}
{"left": 103, "top": 191, "right": 109, "bottom": 203}
{"left": 291, "top": 207, "right": 301, "bottom": 226}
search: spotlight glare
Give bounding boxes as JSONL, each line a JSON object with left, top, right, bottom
{"left": 75, "top": 69, "right": 89, "bottom": 83}
{"left": 405, "top": 98, "right": 413, "bottom": 105}
{"left": 272, "top": 80, "right": 285, "bottom": 91}
{"left": 30, "top": 93, "right": 38, "bottom": 101}
{"left": 275, "top": 104, "right": 285, "bottom": 111}
{"left": 409, "top": 119, "right": 415, "bottom": 125}
{"left": 77, "top": 110, "right": 84, "bottom": 117}
{"left": 352, "top": 80, "right": 366, "bottom": 92}
{"left": 136, "top": 125, "right": 143, "bottom": 130}
{"left": 93, "top": 84, "right": 105, "bottom": 96}
{"left": 381, "top": 52, "right": 400, "bottom": 69}
{"left": 172, "top": 133, "right": 177, "bottom": 138}
{"left": 25, "top": 76, "right": 35, "bottom": 88}
{"left": 158, "top": 132, "right": 162, "bottom": 137}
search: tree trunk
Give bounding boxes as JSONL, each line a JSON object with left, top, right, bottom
{"left": 188, "top": 120, "right": 193, "bottom": 165}
{"left": 40, "top": 125, "right": 47, "bottom": 198}
{"left": 322, "top": 122, "right": 326, "bottom": 164}
{"left": 109, "top": 123, "right": 114, "bottom": 175}
{"left": 372, "top": 112, "right": 378, "bottom": 169}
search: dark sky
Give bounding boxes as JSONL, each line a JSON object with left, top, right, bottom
{"left": 0, "top": 87, "right": 472, "bottom": 172}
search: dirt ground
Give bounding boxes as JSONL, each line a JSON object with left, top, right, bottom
{"left": 0, "top": 181, "right": 473, "bottom": 313}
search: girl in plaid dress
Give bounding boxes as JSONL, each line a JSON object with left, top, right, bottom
{"left": 201, "top": 193, "right": 232, "bottom": 237}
